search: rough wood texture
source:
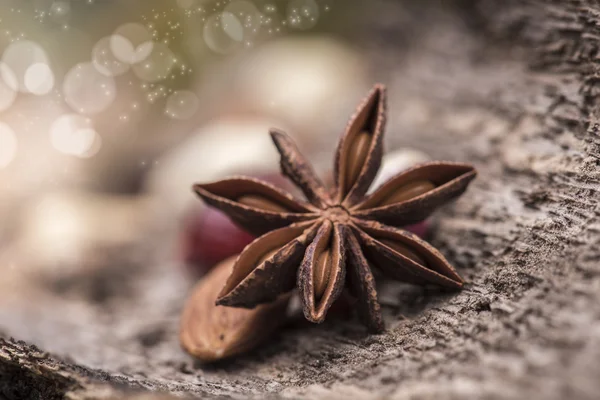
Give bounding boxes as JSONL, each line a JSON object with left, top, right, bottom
{"left": 2, "top": 0, "right": 600, "bottom": 398}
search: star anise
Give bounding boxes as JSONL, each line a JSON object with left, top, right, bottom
{"left": 193, "top": 84, "right": 477, "bottom": 332}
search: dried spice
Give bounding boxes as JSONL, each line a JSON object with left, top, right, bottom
{"left": 180, "top": 255, "right": 289, "bottom": 362}
{"left": 193, "top": 84, "right": 477, "bottom": 332}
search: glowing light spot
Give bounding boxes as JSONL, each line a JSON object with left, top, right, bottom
{"left": 63, "top": 62, "right": 116, "bottom": 114}
{"left": 1, "top": 40, "right": 50, "bottom": 93}
{"left": 24, "top": 62, "right": 54, "bottom": 95}
{"left": 50, "top": 114, "right": 101, "bottom": 158}
{"left": 92, "top": 36, "right": 129, "bottom": 77}
{"left": 204, "top": 13, "right": 238, "bottom": 54}
{"left": 221, "top": 11, "right": 244, "bottom": 42}
{"left": 110, "top": 23, "right": 153, "bottom": 64}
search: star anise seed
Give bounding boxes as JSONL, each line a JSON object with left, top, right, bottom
{"left": 193, "top": 84, "right": 477, "bottom": 332}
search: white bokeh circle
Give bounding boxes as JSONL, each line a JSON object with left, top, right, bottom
{"left": 0, "top": 122, "right": 17, "bottom": 168}
{"left": 50, "top": 114, "right": 101, "bottom": 158}
{"left": 1, "top": 40, "right": 50, "bottom": 93}
{"left": 63, "top": 62, "right": 116, "bottom": 114}
{"left": 224, "top": 1, "right": 262, "bottom": 39}
{"left": 92, "top": 36, "right": 130, "bottom": 77}
{"left": 80, "top": 132, "right": 102, "bottom": 158}
{"left": 132, "top": 42, "right": 175, "bottom": 82}
{"left": 24, "top": 63, "right": 54, "bottom": 95}
{"left": 110, "top": 23, "right": 154, "bottom": 65}
{"left": 165, "top": 90, "right": 199, "bottom": 120}
{"left": 221, "top": 11, "right": 244, "bottom": 42}
{"left": 204, "top": 13, "right": 240, "bottom": 54}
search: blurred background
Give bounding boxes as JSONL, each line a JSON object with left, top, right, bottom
{"left": 0, "top": 0, "right": 377, "bottom": 290}
{"left": 0, "top": 0, "right": 482, "bottom": 371}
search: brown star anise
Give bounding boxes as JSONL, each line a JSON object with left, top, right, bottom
{"left": 193, "top": 84, "right": 476, "bottom": 332}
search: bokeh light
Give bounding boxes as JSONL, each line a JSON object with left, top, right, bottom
{"left": 225, "top": 1, "right": 262, "bottom": 39}
{"left": 204, "top": 12, "right": 240, "bottom": 54}
{"left": 132, "top": 42, "right": 175, "bottom": 82}
{"left": 110, "top": 23, "right": 154, "bottom": 65}
{"left": 63, "top": 62, "right": 116, "bottom": 114}
{"left": 92, "top": 37, "right": 130, "bottom": 77}
{"left": 0, "top": 122, "right": 17, "bottom": 169}
{"left": 50, "top": 114, "right": 102, "bottom": 158}
{"left": 221, "top": 12, "right": 244, "bottom": 42}
{"left": 0, "top": 62, "right": 17, "bottom": 111}
{"left": 1, "top": 40, "right": 50, "bottom": 93}
{"left": 165, "top": 90, "right": 199, "bottom": 120}
{"left": 24, "top": 62, "right": 54, "bottom": 95}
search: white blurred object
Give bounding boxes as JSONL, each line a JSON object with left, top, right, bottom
{"left": 16, "top": 192, "right": 155, "bottom": 276}
{"left": 49, "top": 114, "right": 101, "bottom": 158}
{"left": 368, "top": 148, "right": 432, "bottom": 193}
{"left": 233, "top": 37, "right": 368, "bottom": 146}
{"left": 146, "top": 116, "right": 291, "bottom": 217}
{"left": 110, "top": 23, "right": 154, "bottom": 65}
{"left": 63, "top": 62, "right": 116, "bottom": 114}
{"left": 92, "top": 36, "right": 130, "bottom": 77}
{"left": 24, "top": 62, "right": 54, "bottom": 95}
{"left": 1, "top": 40, "right": 50, "bottom": 93}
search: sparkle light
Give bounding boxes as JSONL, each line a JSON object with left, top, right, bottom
{"left": 24, "top": 62, "right": 54, "bottom": 95}
{"left": 49, "top": 1, "right": 71, "bottom": 24}
{"left": 63, "top": 62, "right": 116, "bottom": 114}
{"left": 165, "top": 90, "right": 199, "bottom": 120}
{"left": 0, "top": 62, "right": 17, "bottom": 111}
{"left": 110, "top": 23, "right": 154, "bottom": 65}
{"left": 50, "top": 114, "right": 101, "bottom": 158}
{"left": 287, "top": 0, "right": 319, "bottom": 30}
{"left": 0, "top": 122, "right": 17, "bottom": 168}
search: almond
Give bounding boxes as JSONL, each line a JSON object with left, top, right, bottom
{"left": 179, "top": 255, "right": 289, "bottom": 362}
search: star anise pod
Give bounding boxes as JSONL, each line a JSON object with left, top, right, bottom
{"left": 193, "top": 84, "right": 477, "bottom": 332}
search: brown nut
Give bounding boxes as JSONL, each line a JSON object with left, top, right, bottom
{"left": 180, "top": 255, "right": 290, "bottom": 362}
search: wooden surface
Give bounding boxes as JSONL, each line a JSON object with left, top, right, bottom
{"left": 2, "top": 1, "right": 600, "bottom": 398}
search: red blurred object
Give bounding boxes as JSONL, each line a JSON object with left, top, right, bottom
{"left": 404, "top": 220, "right": 429, "bottom": 238}
{"left": 179, "top": 173, "right": 291, "bottom": 275}
{"left": 179, "top": 206, "right": 255, "bottom": 274}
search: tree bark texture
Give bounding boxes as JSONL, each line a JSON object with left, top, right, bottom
{"left": 2, "top": 1, "right": 600, "bottom": 399}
